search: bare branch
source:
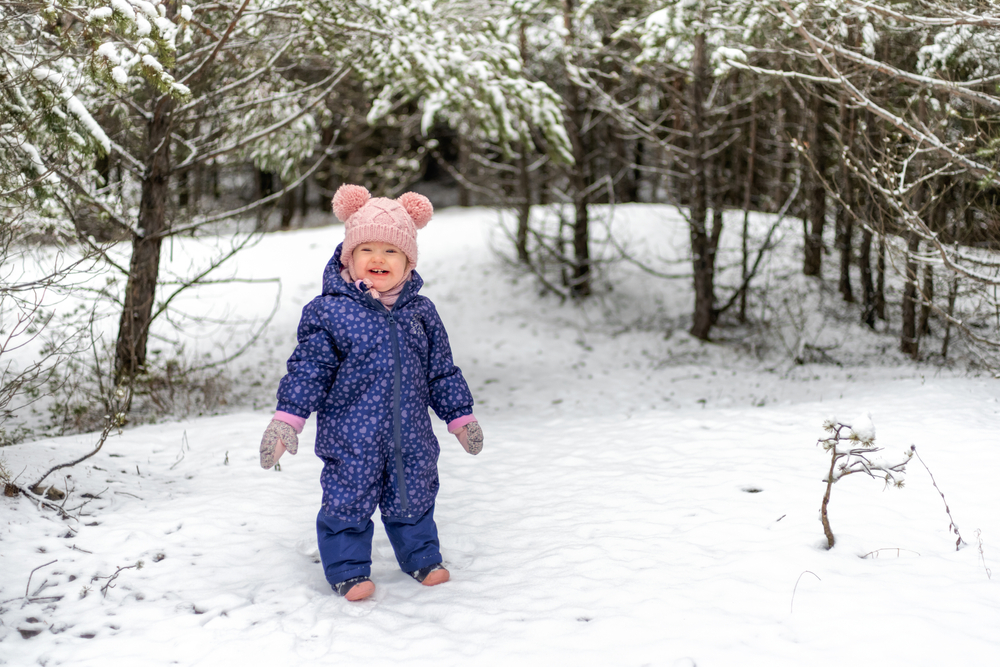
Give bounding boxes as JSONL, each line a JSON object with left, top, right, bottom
{"left": 179, "top": 0, "right": 253, "bottom": 86}
{"left": 174, "top": 67, "right": 350, "bottom": 170}
{"left": 779, "top": 0, "right": 1000, "bottom": 189}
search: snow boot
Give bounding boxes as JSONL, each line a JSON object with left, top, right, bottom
{"left": 409, "top": 563, "right": 449, "bottom": 586}
{"left": 334, "top": 576, "right": 375, "bottom": 601}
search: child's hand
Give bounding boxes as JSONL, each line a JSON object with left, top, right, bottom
{"left": 454, "top": 421, "right": 483, "bottom": 455}
{"left": 260, "top": 419, "right": 299, "bottom": 469}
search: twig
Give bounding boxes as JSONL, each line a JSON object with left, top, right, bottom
{"left": 170, "top": 431, "right": 189, "bottom": 470}
{"left": 94, "top": 562, "right": 143, "bottom": 597}
{"left": 911, "top": 445, "right": 966, "bottom": 551}
{"left": 861, "top": 548, "right": 921, "bottom": 559}
{"left": 790, "top": 570, "right": 821, "bottom": 613}
{"left": 14, "top": 483, "right": 75, "bottom": 518}
{"left": 30, "top": 388, "right": 130, "bottom": 490}
{"left": 25, "top": 560, "right": 58, "bottom": 598}
{"left": 976, "top": 530, "right": 992, "bottom": 580}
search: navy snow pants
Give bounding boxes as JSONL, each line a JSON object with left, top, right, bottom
{"left": 316, "top": 504, "right": 442, "bottom": 587}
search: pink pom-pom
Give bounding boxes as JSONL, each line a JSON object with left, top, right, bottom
{"left": 397, "top": 192, "right": 433, "bottom": 229}
{"left": 333, "top": 184, "right": 370, "bottom": 222}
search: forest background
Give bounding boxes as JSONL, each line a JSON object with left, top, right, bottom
{"left": 4, "top": 0, "right": 1000, "bottom": 448}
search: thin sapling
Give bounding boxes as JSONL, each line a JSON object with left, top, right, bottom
{"left": 817, "top": 417, "right": 913, "bottom": 549}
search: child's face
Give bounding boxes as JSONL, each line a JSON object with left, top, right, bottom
{"left": 352, "top": 242, "right": 408, "bottom": 292}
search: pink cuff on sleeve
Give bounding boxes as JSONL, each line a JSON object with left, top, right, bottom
{"left": 273, "top": 411, "right": 306, "bottom": 434}
{"left": 447, "top": 414, "right": 477, "bottom": 434}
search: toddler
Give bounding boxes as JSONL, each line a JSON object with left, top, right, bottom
{"left": 259, "top": 184, "right": 483, "bottom": 602}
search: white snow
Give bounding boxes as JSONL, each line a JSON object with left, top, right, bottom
{"left": 12, "top": 140, "right": 41, "bottom": 170}
{"left": 24, "top": 63, "right": 112, "bottom": 154}
{"left": 110, "top": 0, "right": 135, "bottom": 22}
{"left": 131, "top": 0, "right": 160, "bottom": 20}
{"left": 87, "top": 7, "right": 113, "bottom": 20}
{"left": 64, "top": 97, "right": 111, "bottom": 154}
{"left": 96, "top": 43, "right": 121, "bottom": 66}
{"left": 141, "top": 54, "right": 163, "bottom": 72}
{"left": 2, "top": 206, "right": 999, "bottom": 666}
{"left": 135, "top": 15, "right": 152, "bottom": 38}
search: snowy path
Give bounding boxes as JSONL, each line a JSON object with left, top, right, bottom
{"left": 3, "top": 208, "right": 1000, "bottom": 666}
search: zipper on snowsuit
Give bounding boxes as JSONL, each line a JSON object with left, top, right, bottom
{"left": 385, "top": 309, "right": 408, "bottom": 513}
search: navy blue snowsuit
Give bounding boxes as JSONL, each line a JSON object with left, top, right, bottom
{"left": 276, "top": 244, "right": 473, "bottom": 582}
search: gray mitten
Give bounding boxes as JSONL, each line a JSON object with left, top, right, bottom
{"left": 455, "top": 421, "right": 484, "bottom": 455}
{"left": 260, "top": 419, "right": 299, "bottom": 469}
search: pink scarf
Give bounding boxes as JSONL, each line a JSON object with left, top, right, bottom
{"left": 341, "top": 267, "right": 410, "bottom": 308}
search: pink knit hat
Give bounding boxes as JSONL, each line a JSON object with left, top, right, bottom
{"left": 333, "top": 184, "right": 433, "bottom": 272}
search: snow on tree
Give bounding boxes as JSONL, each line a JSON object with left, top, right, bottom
{"left": 309, "top": 0, "right": 572, "bottom": 164}
{"left": 1, "top": 0, "right": 185, "bottom": 231}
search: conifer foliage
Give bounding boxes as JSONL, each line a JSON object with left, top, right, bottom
{"left": 1, "top": 0, "right": 184, "bottom": 228}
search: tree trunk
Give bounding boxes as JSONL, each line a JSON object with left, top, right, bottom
{"left": 515, "top": 21, "right": 531, "bottom": 264}
{"left": 190, "top": 165, "right": 202, "bottom": 213}
{"left": 178, "top": 168, "right": 189, "bottom": 209}
{"left": 836, "top": 94, "right": 855, "bottom": 302}
{"left": 740, "top": 94, "right": 758, "bottom": 322}
{"left": 919, "top": 263, "right": 933, "bottom": 337}
{"left": 943, "top": 200, "right": 972, "bottom": 357}
{"left": 281, "top": 184, "right": 295, "bottom": 230}
{"left": 771, "top": 88, "right": 788, "bottom": 214}
{"left": 458, "top": 134, "right": 471, "bottom": 207}
{"left": 569, "top": 163, "right": 591, "bottom": 298}
{"left": 919, "top": 195, "right": 947, "bottom": 336}
{"left": 900, "top": 230, "right": 920, "bottom": 357}
{"left": 875, "top": 232, "right": 886, "bottom": 321}
{"left": 256, "top": 169, "right": 276, "bottom": 230}
{"left": 191, "top": 148, "right": 202, "bottom": 213}
{"left": 632, "top": 138, "right": 644, "bottom": 202}
{"left": 96, "top": 153, "right": 111, "bottom": 187}
{"left": 211, "top": 164, "right": 220, "bottom": 199}
{"left": 563, "top": 0, "right": 591, "bottom": 298}
{"left": 115, "top": 93, "right": 174, "bottom": 382}
{"left": 539, "top": 156, "right": 550, "bottom": 206}
{"left": 516, "top": 143, "right": 531, "bottom": 264}
{"left": 298, "top": 179, "right": 309, "bottom": 219}
{"left": 689, "top": 31, "right": 716, "bottom": 340}
{"left": 803, "top": 88, "right": 826, "bottom": 277}
{"left": 860, "top": 110, "right": 879, "bottom": 327}
{"left": 941, "top": 276, "right": 959, "bottom": 358}
{"left": 859, "top": 225, "right": 876, "bottom": 328}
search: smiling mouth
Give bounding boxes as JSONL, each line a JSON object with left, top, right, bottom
{"left": 370, "top": 269, "right": 388, "bottom": 274}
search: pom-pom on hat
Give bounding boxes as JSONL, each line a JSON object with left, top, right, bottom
{"left": 333, "top": 184, "right": 433, "bottom": 272}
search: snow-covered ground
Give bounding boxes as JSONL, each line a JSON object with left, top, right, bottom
{"left": 2, "top": 206, "right": 999, "bottom": 666}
